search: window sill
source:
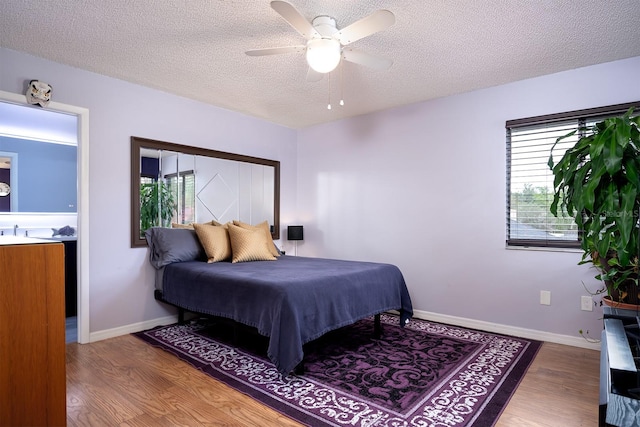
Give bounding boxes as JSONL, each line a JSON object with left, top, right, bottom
{"left": 505, "top": 245, "right": 583, "bottom": 254}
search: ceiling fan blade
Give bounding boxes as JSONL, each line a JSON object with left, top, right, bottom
{"left": 342, "top": 48, "right": 393, "bottom": 70}
{"left": 335, "top": 10, "right": 395, "bottom": 45}
{"left": 245, "top": 45, "right": 305, "bottom": 56}
{"left": 306, "top": 67, "right": 323, "bottom": 82}
{"left": 270, "top": 1, "right": 320, "bottom": 40}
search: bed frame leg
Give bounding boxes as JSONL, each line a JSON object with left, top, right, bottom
{"left": 294, "top": 361, "right": 305, "bottom": 375}
{"left": 232, "top": 323, "right": 239, "bottom": 346}
{"left": 374, "top": 313, "right": 382, "bottom": 338}
{"left": 178, "top": 308, "right": 185, "bottom": 324}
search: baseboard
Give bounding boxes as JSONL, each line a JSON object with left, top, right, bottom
{"left": 88, "top": 310, "right": 602, "bottom": 351}
{"left": 88, "top": 315, "right": 178, "bottom": 343}
{"left": 411, "top": 309, "right": 601, "bottom": 351}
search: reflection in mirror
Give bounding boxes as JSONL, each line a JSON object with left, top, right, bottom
{"left": 131, "top": 137, "right": 280, "bottom": 247}
{"left": 0, "top": 153, "right": 16, "bottom": 212}
{"left": 0, "top": 102, "right": 78, "bottom": 213}
{"left": 139, "top": 148, "right": 179, "bottom": 231}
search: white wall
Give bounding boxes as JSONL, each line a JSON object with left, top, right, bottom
{"left": 0, "top": 47, "right": 297, "bottom": 335}
{"left": 296, "top": 56, "right": 640, "bottom": 344}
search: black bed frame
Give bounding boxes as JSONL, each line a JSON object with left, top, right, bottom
{"left": 154, "top": 289, "right": 383, "bottom": 374}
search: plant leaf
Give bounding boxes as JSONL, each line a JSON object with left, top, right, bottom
{"left": 548, "top": 130, "right": 577, "bottom": 170}
{"left": 617, "top": 182, "right": 637, "bottom": 248}
{"left": 603, "top": 123, "right": 624, "bottom": 174}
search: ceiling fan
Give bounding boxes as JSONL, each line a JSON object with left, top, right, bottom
{"left": 246, "top": 1, "right": 395, "bottom": 82}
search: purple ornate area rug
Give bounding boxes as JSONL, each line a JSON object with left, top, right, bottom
{"left": 134, "top": 314, "right": 541, "bottom": 426}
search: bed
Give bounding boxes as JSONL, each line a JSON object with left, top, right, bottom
{"left": 146, "top": 226, "right": 413, "bottom": 375}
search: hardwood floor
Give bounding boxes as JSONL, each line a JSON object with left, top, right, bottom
{"left": 66, "top": 336, "right": 600, "bottom": 426}
{"left": 496, "top": 342, "right": 600, "bottom": 427}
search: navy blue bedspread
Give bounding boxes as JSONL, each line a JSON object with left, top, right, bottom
{"left": 161, "top": 255, "right": 413, "bottom": 375}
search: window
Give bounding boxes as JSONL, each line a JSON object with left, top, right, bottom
{"left": 506, "top": 101, "right": 640, "bottom": 248}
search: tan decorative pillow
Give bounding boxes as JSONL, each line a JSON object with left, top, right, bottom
{"left": 227, "top": 223, "right": 277, "bottom": 263}
{"left": 233, "top": 220, "right": 279, "bottom": 257}
{"left": 193, "top": 223, "right": 231, "bottom": 262}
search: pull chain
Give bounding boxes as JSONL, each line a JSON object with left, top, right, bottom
{"left": 339, "top": 61, "right": 344, "bottom": 106}
{"left": 327, "top": 71, "right": 332, "bottom": 110}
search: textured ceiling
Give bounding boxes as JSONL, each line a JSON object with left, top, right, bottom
{"left": 1, "top": 1, "right": 639, "bottom": 129}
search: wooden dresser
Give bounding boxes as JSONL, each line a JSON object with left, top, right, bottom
{"left": 0, "top": 237, "right": 66, "bottom": 427}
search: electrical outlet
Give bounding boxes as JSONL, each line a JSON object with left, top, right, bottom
{"left": 581, "top": 295, "right": 593, "bottom": 311}
{"left": 540, "top": 290, "right": 551, "bottom": 305}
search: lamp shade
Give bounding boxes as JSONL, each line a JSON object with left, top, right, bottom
{"left": 306, "top": 38, "right": 341, "bottom": 73}
{"left": 287, "top": 225, "right": 304, "bottom": 241}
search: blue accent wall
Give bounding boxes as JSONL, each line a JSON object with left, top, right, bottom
{"left": 0, "top": 136, "right": 77, "bottom": 212}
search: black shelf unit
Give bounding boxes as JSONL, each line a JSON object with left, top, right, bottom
{"left": 600, "top": 306, "right": 640, "bottom": 426}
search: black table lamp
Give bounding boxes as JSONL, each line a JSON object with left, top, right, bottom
{"left": 287, "top": 225, "right": 303, "bottom": 256}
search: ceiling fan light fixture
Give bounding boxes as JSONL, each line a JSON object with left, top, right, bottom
{"left": 306, "top": 38, "right": 341, "bottom": 73}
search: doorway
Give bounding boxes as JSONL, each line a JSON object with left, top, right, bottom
{"left": 0, "top": 90, "right": 89, "bottom": 344}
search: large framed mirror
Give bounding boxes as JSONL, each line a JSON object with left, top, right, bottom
{"left": 131, "top": 136, "right": 280, "bottom": 248}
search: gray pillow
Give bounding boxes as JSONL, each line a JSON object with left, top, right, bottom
{"left": 145, "top": 227, "right": 205, "bottom": 269}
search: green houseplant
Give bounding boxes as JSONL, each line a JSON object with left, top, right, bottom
{"left": 548, "top": 108, "right": 640, "bottom": 305}
{"left": 139, "top": 181, "right": 176, "bottom": 237}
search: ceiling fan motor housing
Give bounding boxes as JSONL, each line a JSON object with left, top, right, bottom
{"left": 311, "top": 15, "right": 338, "bottom": 37}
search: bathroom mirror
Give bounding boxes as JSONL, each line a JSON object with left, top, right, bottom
{"left": 131, "top": 136, "right": 280, "bottom": 248}
{"left": 0, "top": 101, "right": 78, "bottom": 213}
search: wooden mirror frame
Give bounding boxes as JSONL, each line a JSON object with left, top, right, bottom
{"left": 131, "top": 136, "right": 280, "bottom": 248}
